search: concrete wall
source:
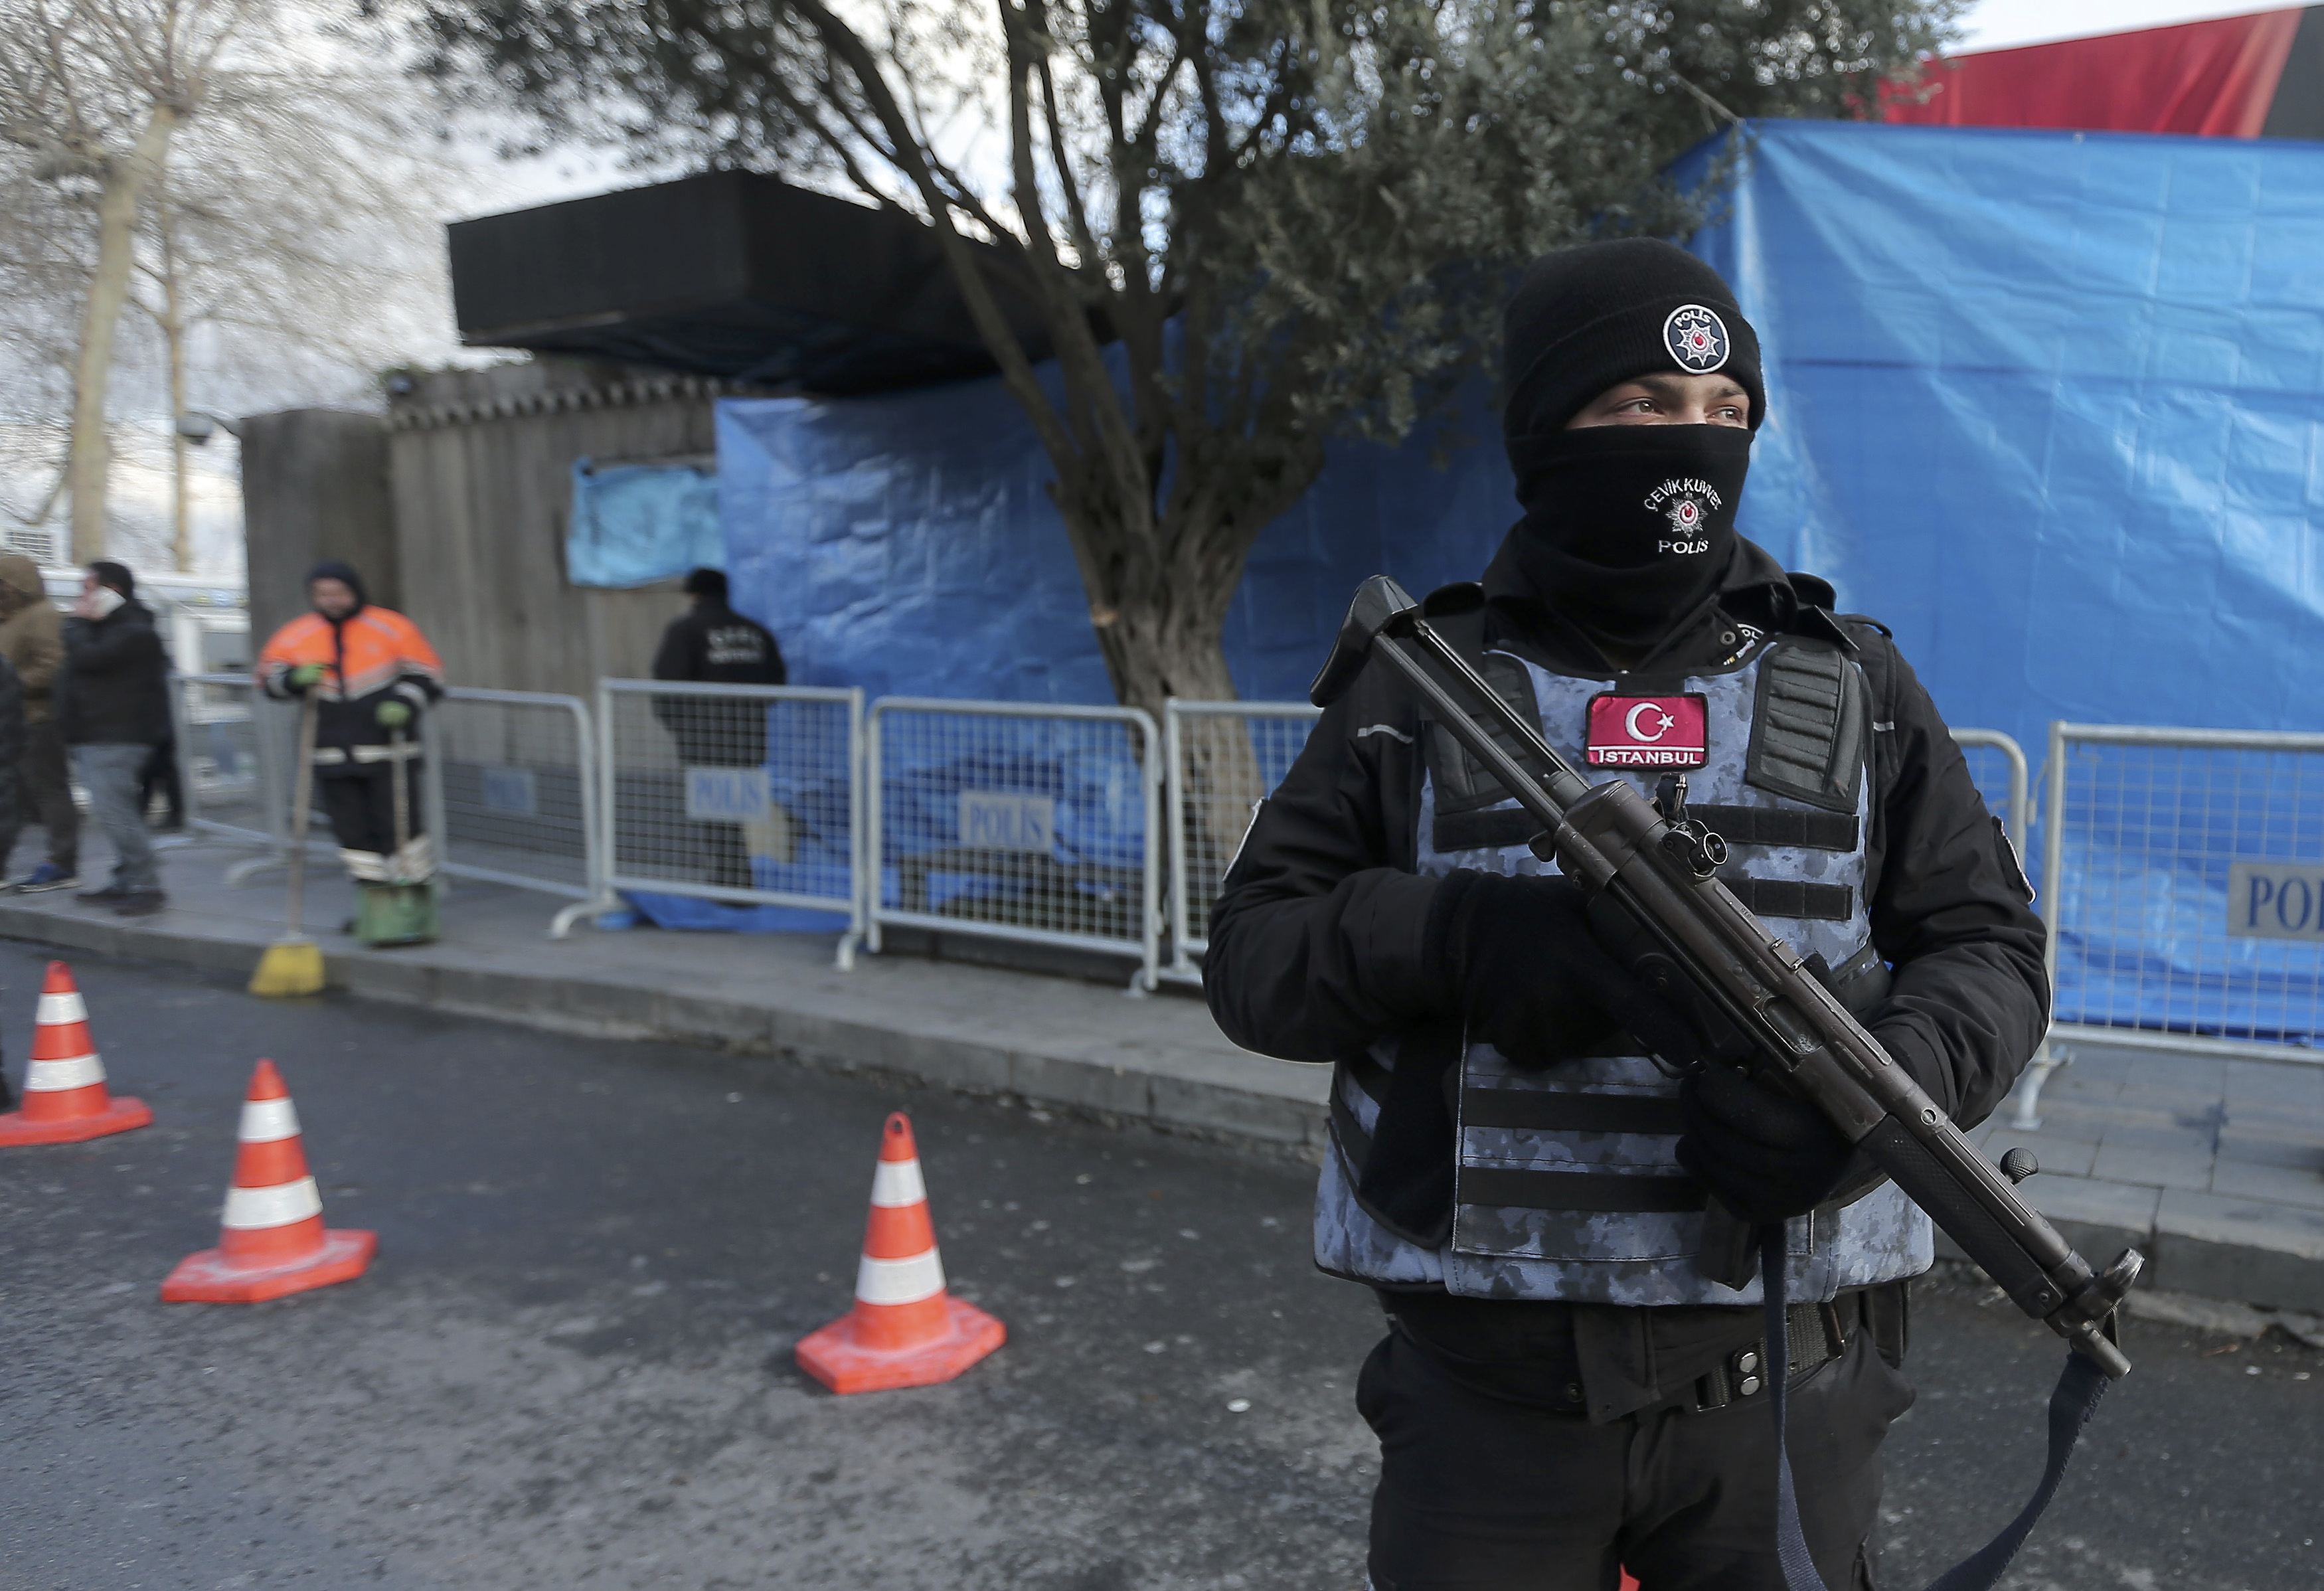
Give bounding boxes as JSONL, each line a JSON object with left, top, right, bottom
{"left": 384, "top": 359, "right": 732, "bottom": 699}
{"left": 239, "top": 408, "right": 396, "bottom": 649}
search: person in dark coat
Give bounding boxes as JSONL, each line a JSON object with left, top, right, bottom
{"left": 58, "top": 561, "right": 171, "bottom": 916}
{"left": 0, "top": 552, "right": 79, "bottom": 890}
{"left": 1204, "top": 241, "right": 2048, "bottom": 1590}
{"left": 651, "top": 568, "right": 785, "bottom": 890}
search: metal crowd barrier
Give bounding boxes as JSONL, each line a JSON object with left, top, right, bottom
{"left": 167, "top": 669, "right": 2041, "bottom": 990}
{"left": 171, "top": 671, "right": 347, "bottom": 886}
{"left": 173, "top": 675, "right": 609, "bottom": 938}
{"left": 2040, "top": 722, "right": 2324, "bottom": 1071}
{"left": 865, "top": 698, "right": 1161, "bottom": 989}
{"left": 1951, "top": 727, "right": 2031, "bottom": 846}
{"left": 172, "top": 672, "right": 280, "bottom": 852}
{"left": 431, "top": 688, "right": 610, "bottom": 938}
{"left": 598, "top": 679, "right": 867, "bottom": 967}
{"left": 1162, "top": 700, "right": 1322, "bottom": 983}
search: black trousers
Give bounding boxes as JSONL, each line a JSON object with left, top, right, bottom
{"left": 0, "top": 719, "right": 79, "bottom": 873}
{"left": 139, "top": 737, "right": 183, "bottom": 827}
{"left": 1359, "top": 1324, "right": 1914, "bottom": 1591}
{"left": 317, "top": 764, "right": 424, "bottom": 860}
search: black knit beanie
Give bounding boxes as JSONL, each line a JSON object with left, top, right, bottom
{"left": 306, "top": 559, "right": 367, "bottom": 612}
{"left": 1501, "top": 239, "right": 1766, "bottom": 442}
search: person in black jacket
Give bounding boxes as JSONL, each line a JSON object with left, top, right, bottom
{"left": 651, "top": 568, "right": 785, "bottom": 890}
{"left": 1204, "top": 242, "right": 2046, "bottom": 1590}
{"left": 58, "top": 561, "right": 171, "bottom": 916}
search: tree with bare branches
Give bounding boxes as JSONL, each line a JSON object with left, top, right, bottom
{"left": 0, "top": 0, "right": 252, "bottom": 562}
{"left": 0, "top": 0, "right": 476, "bottom": 568}
{"left": 422, "top": 0, "right": 1953, "bottom": 717}
{"left": 125, "top": 50, "right": 467, "bottom": 568}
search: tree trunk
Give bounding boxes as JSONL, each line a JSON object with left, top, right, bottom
{"left": 1078, "top": 544, "right": 1295, "bottom": 959}
{"left": 159, "top": 207, "right": 193, "bottom": 572}
{"left": 67, "top": 103, "right": 178, "bottom": 565}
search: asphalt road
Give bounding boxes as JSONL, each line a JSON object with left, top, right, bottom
{"left": 1, "top": 943, "right": 2317, "bottom": 1590}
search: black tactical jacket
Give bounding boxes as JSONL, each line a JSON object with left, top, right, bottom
{"left": 1204, "top": 534, "right": 2049, "bottom": 1406}
{"left": 651, "top": 603, "right": 786, "bottom": 689}
{"left": 650, "top": 602, "right": 787, "bottom": 768}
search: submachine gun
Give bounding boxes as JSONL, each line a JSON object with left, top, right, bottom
{"left": 1311, "top": 576, "right": 2141, "bottom": 1377}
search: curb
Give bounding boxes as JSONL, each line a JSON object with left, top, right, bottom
{"left": 0, "top": 901, "right": 1333, "bottom": 1165}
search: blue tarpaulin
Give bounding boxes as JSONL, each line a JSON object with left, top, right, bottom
{"left": 1673, "top": 123, "right": 2324, "bottom": 1039}
{"left": 716, "top": 120, "right": 2324, "bottom": 1033}
{"left": 566, "top": 460, "right": 722, "bottom": 588}
{"left": 1681, "top": 122, "right": 2324, "bottom": 754}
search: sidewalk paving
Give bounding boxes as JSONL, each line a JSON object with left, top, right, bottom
{"left": 5, "top": 834, "right": 2321, "bottom": 1311}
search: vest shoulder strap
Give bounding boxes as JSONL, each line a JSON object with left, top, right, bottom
{"left": 1746, "top": 637, "right": 1871, "bottom": 815}
{"left": 1415, "top": 594, "right": 1546, "bottom": 819}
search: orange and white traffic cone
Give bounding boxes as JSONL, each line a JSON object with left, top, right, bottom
{"left": 795, "top": 1112, "right": 1005, "bottom": 1394}
{"left": 161, "top": 1059, "right": 375, "bottom": 1303}
{"left": 0, "top": 961, "right": 151, "bottom": 1147}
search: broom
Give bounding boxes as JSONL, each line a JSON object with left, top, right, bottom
{"left": 250, "top": 691, "right": 325, "bottom": 997}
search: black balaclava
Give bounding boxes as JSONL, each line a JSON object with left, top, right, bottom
{"left": 307, "top": 559, "right": 367, "bottom": 622}
{"left": 1501, "top": 239, "right": 1766, "bottom": 651}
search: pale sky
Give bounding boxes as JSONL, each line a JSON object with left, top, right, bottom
{"left": 1959, "top": 0, "right": 2297, "bottom": 51}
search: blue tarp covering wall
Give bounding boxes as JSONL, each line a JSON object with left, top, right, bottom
{"left": 1679, "top": 123, "right": 2324, "bottom": 1040}
{"left": 1681, "top": 122, "right": 2324, "bottom": 752}
{"left": 714, "top": 120, "right": 2324, "bottom": 1032}
{"left": 716, "top": 371, "right": 1516, "bottom": 703}
{"left": 724, "top": 123, "right": 2324, "bottom": 734}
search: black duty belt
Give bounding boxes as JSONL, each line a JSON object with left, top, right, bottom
{"left": 1383, "top": 1290, "right": 1870, "bottom": 1419}
{"left": 1688, "top": 1296, "right": 1853, "bottom": 1412}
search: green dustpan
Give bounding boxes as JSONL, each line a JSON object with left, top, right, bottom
{"left": 355, "top": 881, "right": 438, "bottom": 947}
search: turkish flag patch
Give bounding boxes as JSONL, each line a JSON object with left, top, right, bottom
{"left": 1585, "top": 693, "right": 1709, "bottom": 768}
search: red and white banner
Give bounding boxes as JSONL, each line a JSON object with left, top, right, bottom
{"left": 1880, "top": 8, "right": 2312, "bottom": 139}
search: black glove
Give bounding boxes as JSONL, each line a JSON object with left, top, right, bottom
{"left": 1430, "top": 871, "right": 1628, "bottom": 1065}
{"left": 1675, "top": 1064, "right": 1855, "bottom": 1224}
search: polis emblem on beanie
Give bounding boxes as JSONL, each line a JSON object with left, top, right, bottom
{"left": 1663, "top": 305, "right": 1730, "bottom": 373}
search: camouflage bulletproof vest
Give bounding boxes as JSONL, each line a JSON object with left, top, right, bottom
{"left": 1313, "top": 634, "right": 1934, "bottom": 1305}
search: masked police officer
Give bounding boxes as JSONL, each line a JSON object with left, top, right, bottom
{"left": 1204, "top": 240, "right": 2047, "bottom": 1590}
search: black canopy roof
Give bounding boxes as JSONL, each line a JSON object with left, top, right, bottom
{"left": 448, "top": 171, "right": 1056, "bottom": 395}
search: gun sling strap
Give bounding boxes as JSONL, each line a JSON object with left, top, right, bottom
{"left": 1757, "top": 1225, "right": 2112, "bottom": 1591}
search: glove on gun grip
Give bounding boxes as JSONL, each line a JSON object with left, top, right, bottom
{"left": 1584, "top": 886, "right": 1766, "bottom": 1288}
{"left": 1582, "top": 892, "right": 1756, "bottom": 1072}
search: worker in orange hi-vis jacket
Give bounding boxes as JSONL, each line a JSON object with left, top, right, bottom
{"left": 254, "top": 562, "right": 444, "bottom": 921}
